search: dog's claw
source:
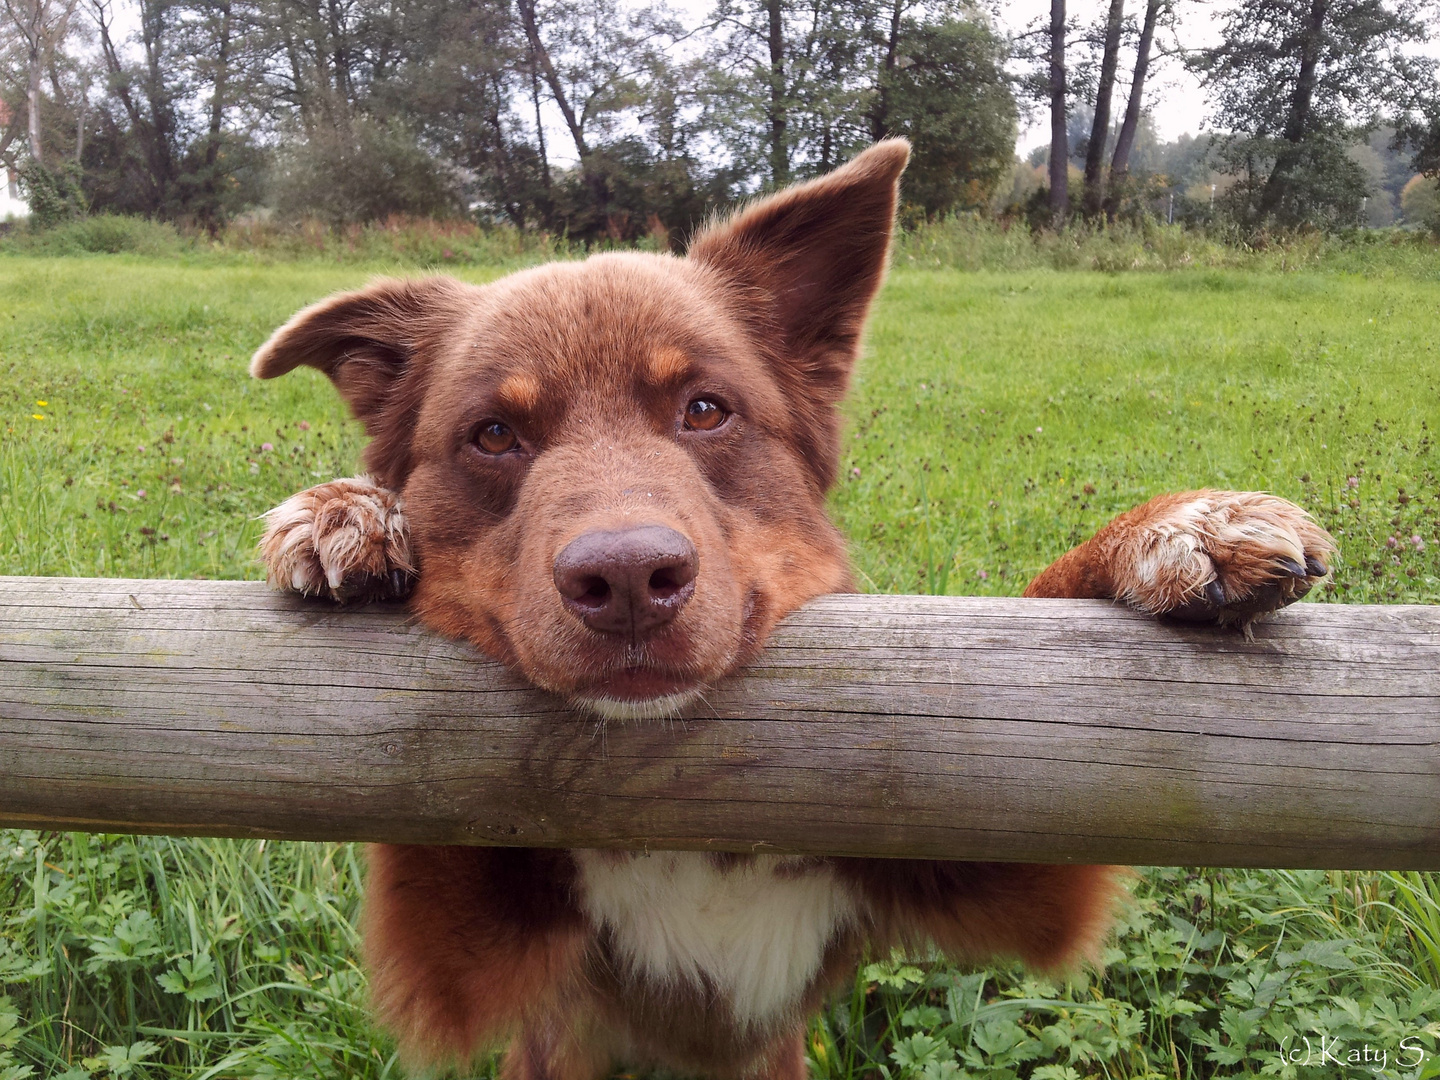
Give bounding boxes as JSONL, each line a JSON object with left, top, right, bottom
{"left": 259, "top": 476, "right": 415, "bottom": 604}
{"left": 1304, "top": 555, "right": 1328, "bottom": 577}
{"left": 1203, "top": 579, "right": 1227, "bottom": 606}
{"left": 1276, "top": 557, "right": 1307, "bottom": 579}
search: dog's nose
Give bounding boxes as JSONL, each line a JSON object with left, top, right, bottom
{"left": 553, "top": 525, "right": 698, "bottom": 638}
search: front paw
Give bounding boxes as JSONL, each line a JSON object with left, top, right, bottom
{"left": 1110, "top": 490, "right": 1336, "bottom": 628}
{"left": 259, "top": 476, "right": 415, "bottom": 603}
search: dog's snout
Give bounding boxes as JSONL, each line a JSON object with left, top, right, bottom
{"left": 553, "top": 526, "right": 698, "bottom": 638}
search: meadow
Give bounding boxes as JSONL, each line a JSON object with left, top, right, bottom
{"left": 2, "top": 249, "right": 1440, "bottom": 1079}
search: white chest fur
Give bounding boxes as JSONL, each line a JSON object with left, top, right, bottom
{"left": 573, "top": 851, "right": 857, "bottom": 1030}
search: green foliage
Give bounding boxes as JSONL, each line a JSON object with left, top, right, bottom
{"left": 880, "top": 18, "right": 1017, "bottom": 219}
{"left": 269, "top": 118, "right": 466, "bottom": 226}
{"left": 1214, "top": 135, "right": 1370, "bottom": 230}
{"left": 16, "top": 161, "right": 88, "bottom": 230}
{"left": 1189, "top": 0, "right": 1435, "bottom": 232}
{"left": 1, "top": 216, "right": 188, "bottom": 258}
{"left": 0, "top": 831, "right": 396, "bottom": 1078}
{"left": 2, "top": 255, "right": 1440, "bottom": 1076}
{"left": 813, "top": 870, "right": 1440, "bottom": 1080}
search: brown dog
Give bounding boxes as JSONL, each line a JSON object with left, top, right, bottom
{"left": 250, "top": 140, "right": 1335, "bottom": 1078}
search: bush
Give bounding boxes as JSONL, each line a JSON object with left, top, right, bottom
{"left": 893, "top": 213, "right": 1440, "bottom": 276}
{"left": 16, "top": 160, "right": 87, "bottom": 229}
{"left": 212, "top": 214, "right": 566, "bottom": 266}
{"left": 268, "top": 118, "right": 464, "bottom": 226}
{"left": 0, "top": 214, "right": 187, "bottom": 256}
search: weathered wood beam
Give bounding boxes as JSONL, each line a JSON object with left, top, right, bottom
{"left": 1, "top": 575, "right": 1437, "bottom": 868}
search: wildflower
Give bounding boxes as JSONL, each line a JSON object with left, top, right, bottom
{"left": 297, "top": 420, "right": 311, "bottom": 431}
{"left": 136, "top": 489, "right": 147, "bottom": 499}
{"left": 137, "top": 444, "right": 146, "bottom": 453}
{"left": 1036, "top": 426, "right": 1043, "bottom": 433}
{"left": 1346, "top": 476, "right": 1359, "bottom": 488}
{"left": 35, "top": 400, "right": 47, "bottom": 406}
{"left": 977, "top": 569, "right": 989, "bottom": 580}
{"left": 1413, "top": 535, "right": 1425, "bottom": 551}
{"left": 261, "top": 442, "right": 274, "bottom": 452}
{"left": 851, "top": 467, "right": 861, "bottom": 478}
{"left": 1386, "top": 536, "right": 1399, "bottom": 549}
{"left": 31, "top": 414, "right": 44, "bottom": 420}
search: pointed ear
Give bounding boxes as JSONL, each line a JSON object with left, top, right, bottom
{"left": 687, "top": 139, "right": 910, "bottom": 488}
{"left": 250, "top": 277, "right": 471, "bottom": 487}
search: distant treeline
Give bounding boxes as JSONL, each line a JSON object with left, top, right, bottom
{"left": 1, "top": 0, "right": 1439, "bottom": 240}
{"left": 0, "top": 0, "right": 1019, "bottom": 241}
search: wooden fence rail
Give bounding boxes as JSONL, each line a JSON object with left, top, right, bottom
{"left": 1, "top": 575, "right": 1438, "bottom": 869}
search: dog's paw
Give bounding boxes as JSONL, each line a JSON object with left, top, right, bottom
{"left": 1109, "top": 490, "right": 1336, "bottom": 629}
{"left": 259, "top": 476, "right": 415, "bottom": 603}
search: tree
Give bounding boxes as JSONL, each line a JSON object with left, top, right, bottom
{"left": 706, "top": 0, "right": 875, "bottom": 189}
{"left": 1192, "top": 0, "right": 1437, "bottom": 227}
{"left": 2, "top": 0, "right": 77, "bottom": 166}
{"left": 876, "top": 15, "right": 1016, "bottom": 217}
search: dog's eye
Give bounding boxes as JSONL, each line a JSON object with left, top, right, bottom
{"left": 473, "top": 421, "right": 518, "bottom": 455}
{"left": 684, "top": 398, "right": 727, "bottom": 432}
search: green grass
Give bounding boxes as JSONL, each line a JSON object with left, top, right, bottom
{"left": 839, "top": 268, "right": 1440, "bottom": 604}
{"left": 3, "top": 253, "right": 1440, "bottom": 1079}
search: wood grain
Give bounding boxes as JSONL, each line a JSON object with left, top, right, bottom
{"left": 1, "top": 575, "right": 1437, "bottom": 868}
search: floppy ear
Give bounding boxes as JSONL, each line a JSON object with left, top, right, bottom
{"left": 687, "top": 139, "right": 910, "bottom": 488}
{"left": 250, "top": 277, "right": 471, "bottom": 488}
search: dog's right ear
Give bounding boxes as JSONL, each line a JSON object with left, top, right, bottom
{"left": 250, "top": 277, "right": 470, "bottom": 487}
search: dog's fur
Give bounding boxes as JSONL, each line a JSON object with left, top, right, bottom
{"left": 250, "top": 140, "right": 1335, "bottom": 1079}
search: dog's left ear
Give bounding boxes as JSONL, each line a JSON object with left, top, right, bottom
{"left": 688, "top": 138, "right": 909, "bottom": 488}
{"left": 250, "top": 276, "right": 471, "bottom": 487}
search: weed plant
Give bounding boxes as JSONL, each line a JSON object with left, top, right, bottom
{"left": 2, "top": 255, "right": 1440, "bottom": 1078}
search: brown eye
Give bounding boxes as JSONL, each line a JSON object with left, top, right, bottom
{"left": 684, "top": 398, "right": 727, "bottom": 431}
{"left": 474, "top": 420, "right": 518, "bottom": 455}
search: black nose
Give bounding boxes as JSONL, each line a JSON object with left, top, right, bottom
{"left": 553, "top": 525, "right": 698, "bottom": 638}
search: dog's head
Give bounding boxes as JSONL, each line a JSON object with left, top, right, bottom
{"left": 252, "top": 141, "right": 908, "bottom": 717}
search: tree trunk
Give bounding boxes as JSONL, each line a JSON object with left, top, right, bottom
{"left": 1048, "top": 0, "right": 1067, "bottom": 226}
{"left": 200, "top": 0, "right": 233, "bottom": 232}
{"left": 1283, "top": 0, "right": 1328, "bottom": 144}
{"left": 92, "top": 0, "right": 144, "bottom": 132}
{"left": 205, "top": 0, "right": 233, "bottom": 166}
{"left": 869, "top": 0, "right": 904, "bottom": 142}
{"left": 26, "top": 39, "right": 42, "bottom": 165}
{"left": 139, "top": 0, "right": 177, "bottom": 212}
{"left": 516, "top": 0, "right": 587, "bottom": 161}
{"left": 1260, "top": 0, "right": 1328, "bottom": 216}
{"left": 766, "top": 0, "right": 788, "bottom": 187}
{"left": 74, "top": 80, "right": 85, "bottom": 162}
{"left": 529, "top": 58, "right": 552, "bottom": 213}
{"left": 1104, "top": 0, "right": 1160, "bottom": 219}
{"left": 1082, "top": 0, "right": 1125, "bottom": 218}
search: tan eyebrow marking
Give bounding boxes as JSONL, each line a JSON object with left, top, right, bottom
{"left": 496, "top": 374, "right": 542, "bottom": 413}
{"left": 647, "top": 347, "right": 692, "bottom": 384}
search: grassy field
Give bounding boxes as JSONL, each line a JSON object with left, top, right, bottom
{"left": 3, "top": 253, "right": 1440, "bottom": 1079}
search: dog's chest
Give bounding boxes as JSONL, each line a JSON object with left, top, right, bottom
{"left": 573, "top": 850, "right": 857, "bottom": 1028}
